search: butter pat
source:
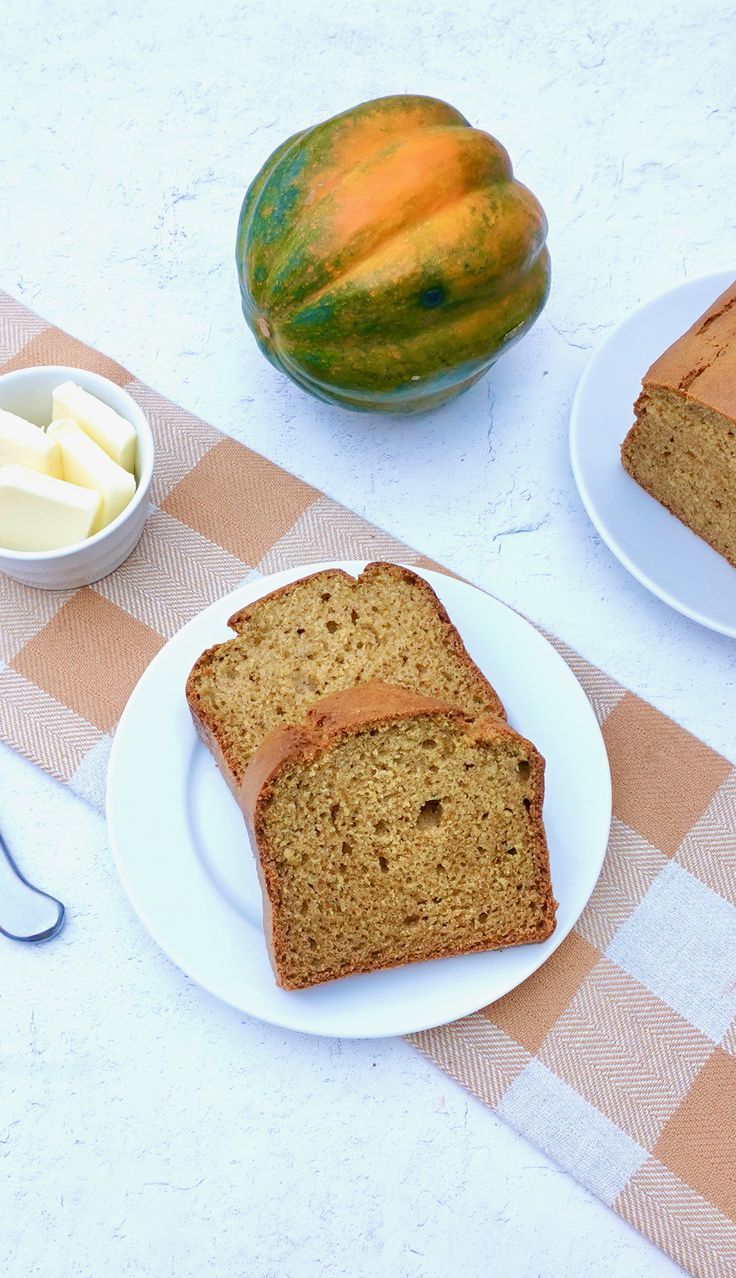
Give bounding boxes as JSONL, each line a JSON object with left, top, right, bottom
{"left": 0, "top": 463, "right": 101, "bottom": 551}
{"left": 48, "top": 419, "right": 136, "bottom": 533}
{"left": 52, "top": 381, "right": 137, "bottom": 473}
{"left": 0, "top": 408, "right": 62, "bottom": 477}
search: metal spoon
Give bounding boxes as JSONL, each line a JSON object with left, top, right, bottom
{"left": 0, "top": 827, "right": 65, "bottom": 942}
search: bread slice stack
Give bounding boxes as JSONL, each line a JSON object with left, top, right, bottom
{"left": 187, "top": 562, "right": 556, "bottom": 989}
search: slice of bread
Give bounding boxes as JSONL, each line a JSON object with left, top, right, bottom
{"left": 621, "top": 280, "right": 736, "bottom": 566}
{"left": 241, "top": 682, "right": 556, "bottom": 990}
{"left": 186, "top": 562, "right": 505, "bottom": 787}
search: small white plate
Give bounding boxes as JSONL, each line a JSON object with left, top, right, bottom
{"left": 570, "top": 271, "right": 736, "bottom": 637}
{"left": 107, "top": 563, "right": 611, "bottom": 1038}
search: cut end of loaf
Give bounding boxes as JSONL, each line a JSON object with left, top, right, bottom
{"left": 622, "top": 386, "right": 736, "bottom": 567}
{"left": 245, "top": 687, "right": 555, "bottom": 990}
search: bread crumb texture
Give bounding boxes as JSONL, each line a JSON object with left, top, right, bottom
{"left": 252, "top": 701, "right": 555, "bottom": 989}
{"left": 621, "top": 282, "right": 736, "bottom": 567}
{"left": 187, "top": 563, "right": 504, "bottom": 783}
{"left": 623, "top": 388, "right": 736, "bottom": 566}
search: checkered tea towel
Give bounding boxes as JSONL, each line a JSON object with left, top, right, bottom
{"left": 0, "top": 291, "right": 734, "bottom": 1278}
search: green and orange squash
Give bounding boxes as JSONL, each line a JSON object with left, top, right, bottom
{"left": 236, "top": 95, "right": 550, "bottom": 413}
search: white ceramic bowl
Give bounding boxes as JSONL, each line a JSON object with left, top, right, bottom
{"left": 0, "top": 365, "right": 154, "bottom": 589}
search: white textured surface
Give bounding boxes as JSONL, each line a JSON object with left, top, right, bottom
{"left": 2, "top": 2, "right": 734, "bottom": 1274}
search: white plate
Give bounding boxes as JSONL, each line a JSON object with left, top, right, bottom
{"left": 570, "top": 271, "right": 736, "bottom": 637}
{"left": 107, "top": 563, "right": 611, "bottom": 1038}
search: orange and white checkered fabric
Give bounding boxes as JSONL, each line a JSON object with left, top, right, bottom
{"left": 1, "top": 292, "right": 734, "bottom": 1278}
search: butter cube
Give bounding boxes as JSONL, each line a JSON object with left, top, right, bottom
{"left": 0, "top": 463, "right": 101, "bottom": 551}
{"left": 48, "top": 419, "right": 136, "bottom": 533}
{"left": 0, "top": 408, "right": 62, "bottom": 477}
{"left": 52, "top": 381, "right": 137, "bottom": 473}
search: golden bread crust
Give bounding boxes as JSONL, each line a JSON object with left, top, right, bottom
{"left": 638, "top": 280, "right": 736, "bottom": 416}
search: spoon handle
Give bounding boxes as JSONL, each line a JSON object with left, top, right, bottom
{"left": 0, "top": 828, "right": 65, "bottom": 942}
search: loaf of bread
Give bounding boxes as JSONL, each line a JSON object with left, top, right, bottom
{"left": 621, "top": 281, "right": 736, "bottom": 566}
{"left": 240, "top": 681, "right": 556, "bottom": 990}
{"left": 186, "top": 562, "right": 505, "bottom": 788}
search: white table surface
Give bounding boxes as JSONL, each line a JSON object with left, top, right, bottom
{"left": 2, "top": 3, "right": 734, "bottom": 1275}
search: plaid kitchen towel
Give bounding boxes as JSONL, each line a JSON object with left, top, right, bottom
{"left": 1, "top": 290, "right": 734, "bottom": 1278}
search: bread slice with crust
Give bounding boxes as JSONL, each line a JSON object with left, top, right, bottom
{"left": 186, "top": 562, "right": 504, "bottom": 788}
{"left": 621, "top": 280, "right": 736, "bottom": 566}
{"left": 240, "top": 681, "right": 555, "bottom": 990}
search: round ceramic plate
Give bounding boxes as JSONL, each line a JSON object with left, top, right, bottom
{"left": 107, "top": 562, "right": 611, "bottom": 1038}
{"left": 570, "top": 271, "right": 736, "bottom": 637}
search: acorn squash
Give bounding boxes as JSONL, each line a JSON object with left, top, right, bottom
{"left": 236, "top": 95, "right": 550, "bottom": 413}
